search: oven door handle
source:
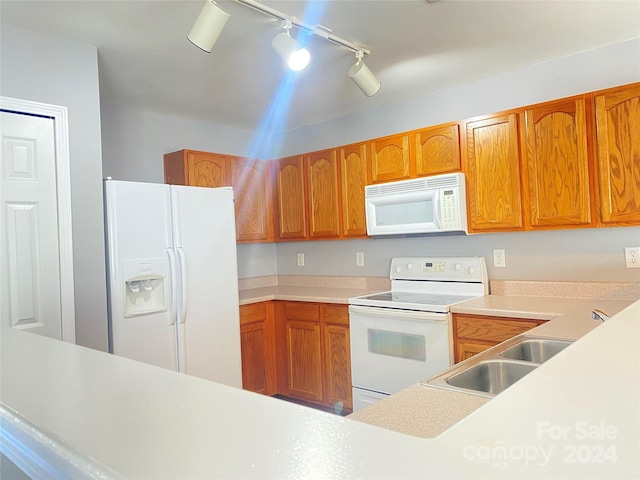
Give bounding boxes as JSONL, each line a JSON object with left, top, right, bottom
{"left": 348, "top": 305, "right": 449, "bottom": 322}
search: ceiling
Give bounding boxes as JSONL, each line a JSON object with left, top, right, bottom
{"left": 2, "top": 1, "right": 639, "bottom": 133}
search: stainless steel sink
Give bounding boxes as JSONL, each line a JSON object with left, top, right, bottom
{"left": 422, "top": 335, "right": 575, "bottom": 398}
{"left": 499, "top": 338, "right": 573, "bottom": 363}
{"left": 445, "top": 359, "right": 538, "bottom": 396}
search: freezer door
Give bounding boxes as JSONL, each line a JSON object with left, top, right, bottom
{"left": 171, "top": 185, "right": 242, "bottom": 388}
{"left": 104, "top": 180, "right": 178, "bottom": 371}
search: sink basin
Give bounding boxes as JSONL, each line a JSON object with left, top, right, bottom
{"left": 422, "top": 335, "right": 575, "bottom": 398}
{"left": 499, "top": 338, "right": 573, "bottom": 363}
{"left": 445, "top": 359, "right": 538, "bottom": 396}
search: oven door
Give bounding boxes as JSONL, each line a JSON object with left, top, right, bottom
{"left": 349, "top": 305, "right": 453, "bottom": 398}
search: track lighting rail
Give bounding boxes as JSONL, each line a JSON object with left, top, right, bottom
{"left": 188, "top": 0, "right": 380, "bottom": 96}
{"left": 234, "top": 0, "right": 371, "bottom": 55}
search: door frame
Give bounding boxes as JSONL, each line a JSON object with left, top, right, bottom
{"left": 1, "top": 96, "right": 76, "bottom": 343}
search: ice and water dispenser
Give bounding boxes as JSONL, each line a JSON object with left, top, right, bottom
{"left": 122, "top": 259, "right": 168, "bottom": 317}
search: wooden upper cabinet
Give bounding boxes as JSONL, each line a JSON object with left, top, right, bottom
{"left": 164, "top": 149, "right": 229, "bottom": 188}
{"left": 368, "top": 133, "right": 411, "bottom": 183}
{"left": 339, "top": 142, "right": 368, "bottom": 237}
{"left": 275, "top": 156, "right": 307, "bottom": 239}
{"left": 412, "top": 122, "right": 461, "bottom": 176}
{"left": 594, "top": 83, "right": 640, "bottom": 225}
{"left": 464, "top": 112, "right": 524, "bottom": 232}
{"left": 521, "top": 96, "right": 593, "bottom": 228}
{"left": 230, "top": 158, "right": 273, "bottom": 243}
{"left": 306, "top": 150, "right": 342, "bottom": 238}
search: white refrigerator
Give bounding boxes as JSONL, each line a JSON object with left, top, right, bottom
{"left": 104, "top": 180, "right": 242, "bottom": 388}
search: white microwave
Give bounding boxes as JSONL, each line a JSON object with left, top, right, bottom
{"left": 365, "top": 173, "right": 467, "bottom": 236}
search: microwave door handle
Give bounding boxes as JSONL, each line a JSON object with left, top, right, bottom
{"left": 432, "top": 191, "right": 442, "bottom": 229}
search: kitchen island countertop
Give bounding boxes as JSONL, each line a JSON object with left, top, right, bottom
{"left": 1, "top": 293, "right": 638, "bottom": 478}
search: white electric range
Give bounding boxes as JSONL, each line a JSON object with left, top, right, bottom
{"left": 348, "top": 256, "right": 488, "bottom": 411}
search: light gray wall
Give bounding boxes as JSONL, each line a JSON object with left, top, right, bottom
{"left": 275, "top": 38, "right": 640, "bottom": 156}
{"left": 1, "top": 25, "right": 109, "bottom": 351}
{"left": 237, "top": 243, "right": 278, "bottom": 279}
{"left": 101, "top": 105, "right": 267, "bottom": 182}
{"left": 276, "top": 227, "right": 640, "bottom": 283}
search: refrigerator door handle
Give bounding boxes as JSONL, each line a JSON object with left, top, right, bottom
{"left": 177, "top": 247, "right": 188, "bottom": 324}
{"left": 167, "top": 248, "right": 178, "bottom": 326}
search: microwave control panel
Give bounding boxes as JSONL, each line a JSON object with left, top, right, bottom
{"left": 440, "top": 188, "right": 462, "bottom": 230}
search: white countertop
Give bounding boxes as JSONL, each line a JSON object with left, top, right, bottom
{"left": 1, "top": 298, "right": 639, "bottom": 478}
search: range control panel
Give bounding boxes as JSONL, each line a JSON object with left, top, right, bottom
{"left": 390, "top": 256, "right": 487, "bottom": 283}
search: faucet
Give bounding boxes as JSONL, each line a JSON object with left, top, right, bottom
{"left": 592, "top": 308, "right": 610, "bottom": 322}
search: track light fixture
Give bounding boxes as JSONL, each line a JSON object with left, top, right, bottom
{"left": 188, "top": 0, "right": 381, "bottom": 96}
{"left": 348, "top": 50, "right": 382, "bottom": 97}
{"left": 187, "top": 0, "right": 230, "bottom": 53}
{"left": 271, "top": 19, "right": 310, "bottom": 71}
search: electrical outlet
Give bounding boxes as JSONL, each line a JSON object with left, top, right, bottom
{"left": 356, "top": 252, "right": 365, "bottom": 267}
{"left": 297, "top": 253, "right": 305, "bottom": 267}
{"left": 625, "top": 247, "right": 640, "bottom": 268}
{"left": 493, "top": 249, "right": 506, "bottom": 268}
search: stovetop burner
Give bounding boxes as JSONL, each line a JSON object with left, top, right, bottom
{"left": 361, "top": 291, "right": 479, "bottom": 306}
{"left": 349, "top": 256, "right": 488, "bottom": 313}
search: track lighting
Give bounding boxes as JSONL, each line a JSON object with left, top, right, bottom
{"left": 349, "top": 51, "right": 381, "bottom": 97}
{"left": 187, "top": 0, "right": 230, "bottom": 53}
{"left": 188, "top": 0, "right": 381, "bottom": 95}
{"left": 271, "top": 20, "right": 310, "bottom": 71}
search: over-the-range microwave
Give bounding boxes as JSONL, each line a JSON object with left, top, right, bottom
{"left": 365, "top": 172, "right": 468, "bottom": 236}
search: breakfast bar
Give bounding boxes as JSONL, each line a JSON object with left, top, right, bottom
{"left": 2, "top": 293, "right": 638, "bottom": 479}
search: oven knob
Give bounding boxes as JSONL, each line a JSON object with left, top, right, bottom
{"left": 396, "top": 266, "right": 402, "bottom": 273}
{"left": 468, "top": 266, "right": 476, "bottom": 275}
{"left": 454, "top": 263, "right": 462, "bottom": 271}
{"left": 407, "top": 263, "right": 413, "bottom": 270}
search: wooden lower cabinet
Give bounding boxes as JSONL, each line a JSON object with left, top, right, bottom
{"left": 322, "top": 305, "right": 352, "bottom": 412}
{"left": 239, "top": 302, "right": 276, "bottom": 395}
{"left": 453, "top": 313, "right": 546, "bottom": 363}
{"left": 275, "top": 301, "right": 352, "bottom": 412}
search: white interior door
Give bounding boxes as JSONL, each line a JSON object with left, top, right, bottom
{"left": 0, "top": 111, "right": 62, "bottom": 339}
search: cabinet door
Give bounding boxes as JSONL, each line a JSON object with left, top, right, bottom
{"left": 230, "top": 158, "right": 273, "bottom": 242}
{"left": 455, "top": 341, "right": 494, "bottom": 364}
{"left": 275, "top": 156, "right": 307, "bottom": 239}
{"left": 276, "top": 302, "right": 323, "bottom": 402}
{"left": 339, "top": 142, "right": 368, "bottom": 237}
{"left": 412, "top": 122, "right": 461, "bottom": 176}
{"left": 187, "top": 151, "right": 228, "bottom": 187}
{"left": 163, "top": 150, "right": 229, "bottom": 187}
{"left": 369, "top": 133, "right": 411, "bottom": 183}
{"left": 522, "top": 97, "right": 593, "bottom": 228}
{"left": 239, "top": 302, "right": 276, "bottom": 395}
{"left": 322, "top": 305, "right": 352, "bottom": 412}
{"left": 285, "top": 320, "right": 323, "bottom": 402}
{"left": 306, "top": 150, "right": 341, "bottom": 238}
{"left": 594, "top": 83, "right": 640, "bottom": 225}
{"left": 464, "top": 113, "right": 524, "bottom": 232}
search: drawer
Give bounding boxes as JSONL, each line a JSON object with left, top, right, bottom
{"left": 455, "top": 314, "right": 543, "bottom": 343}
